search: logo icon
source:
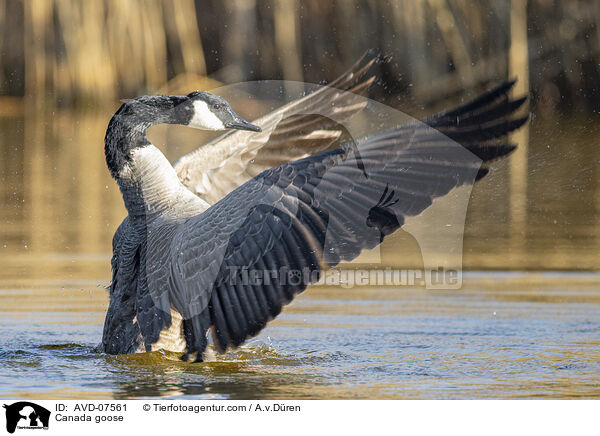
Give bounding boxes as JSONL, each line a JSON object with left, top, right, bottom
{"left": 3, "top": 402, "right": 50, "bottom": 434}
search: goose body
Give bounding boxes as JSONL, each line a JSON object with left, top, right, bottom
{"left": 101, "top": 53, "right": 528, "bottom": 361}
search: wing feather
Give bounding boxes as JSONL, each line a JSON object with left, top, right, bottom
{"left": 168, "top": 81, "right": 528, "bottom": 360}
{"left": 173, "top": 51, "right": 382, "bottom": 203}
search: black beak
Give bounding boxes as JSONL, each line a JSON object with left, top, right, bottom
{"left": 226, "top": 114, "right": 262, "bottom": 132}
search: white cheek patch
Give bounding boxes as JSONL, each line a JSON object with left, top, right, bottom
{"left": 189, "top": 100, "right": 225, "bottom": 130}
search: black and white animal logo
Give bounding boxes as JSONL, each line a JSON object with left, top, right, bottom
{"left": 3, "top": 402, "right": 50, "bottom": 434}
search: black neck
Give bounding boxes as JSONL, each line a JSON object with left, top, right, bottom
{"left": 105, "top": 111, "right": 150, "bottom": 178}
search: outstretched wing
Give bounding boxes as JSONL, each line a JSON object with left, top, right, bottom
{"left": 173, "top": 51, "right": 381, "bottom": 204}
{"left": 163, "top": 81, "right": 527, "bottom": 360}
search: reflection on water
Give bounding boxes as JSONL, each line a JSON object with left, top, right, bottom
{"left": 0, "top": 107, "right": 599, "bottom": 399}
{"left": 1, "top": 108, "right": 599, "bottom": 269}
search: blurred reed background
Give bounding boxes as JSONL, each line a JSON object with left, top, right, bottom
{"left": 1, "top": 0, "right": 600, "bottom": 282}
{"left": 0, "top": 0, "right": 598, "bottom": 110}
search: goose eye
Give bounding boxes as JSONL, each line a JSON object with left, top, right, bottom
{"left": 212, "top": 104, "right": 222, "bottom": 110}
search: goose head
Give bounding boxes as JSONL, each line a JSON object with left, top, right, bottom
{"left": 183, "top": 91, "right": 262, "bottom": 132}
{"left": 105, "top": 91, "right": 261, "bottom": 178}
{"left": 115, "top": 91, "right": 261, "bottom": 133}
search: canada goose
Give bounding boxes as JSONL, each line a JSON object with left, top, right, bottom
{"left": 101, "top": 53, "right": 528, "bottom": 361}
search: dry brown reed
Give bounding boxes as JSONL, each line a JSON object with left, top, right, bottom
{"left": 0, "top": 0, "right": 596, "bottom": 112}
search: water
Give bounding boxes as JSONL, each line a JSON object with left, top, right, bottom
{"left": 1, "top": 109, "right": 599, "bottom": 399}
{"left": 1, "top": 273, "right": 599, "bottom": 399}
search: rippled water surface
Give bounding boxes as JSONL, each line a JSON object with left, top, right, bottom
{"left": 1, "top": 272, "right": 599, "bottom": 399}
